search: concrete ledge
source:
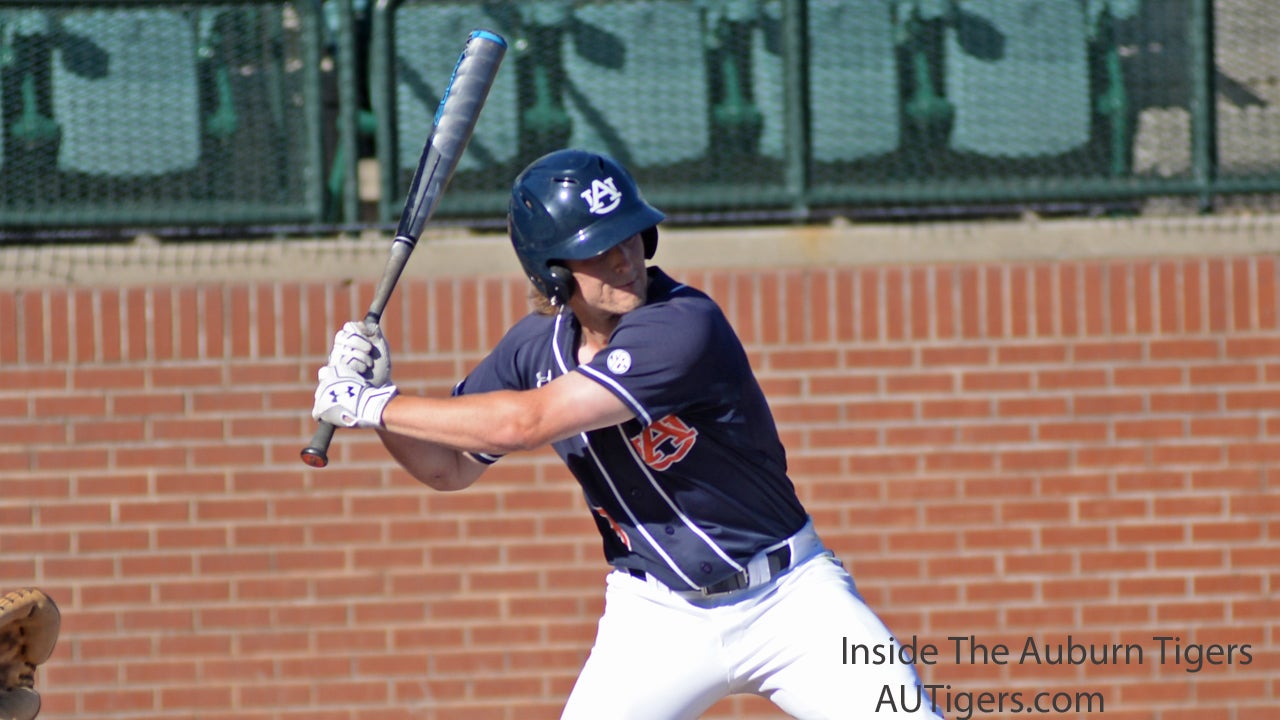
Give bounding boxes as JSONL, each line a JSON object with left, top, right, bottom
{"left": 3, "top": 213, "right": 1280, "bottom": 288}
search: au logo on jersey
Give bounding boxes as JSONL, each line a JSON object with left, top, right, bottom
{"left": 581, "top": 177, "right": 622, "bottom": 215}
{"left": 630, "top": 415, "right": 698, "bottom": 471}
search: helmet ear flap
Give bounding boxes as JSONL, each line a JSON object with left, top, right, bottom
{"left": 546, "top": 265, "right": 575, "bottom": 306}
{"left": 641, "top": 227, "right": 658, "bottom": 260}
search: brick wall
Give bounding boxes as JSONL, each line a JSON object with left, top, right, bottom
{"left": 2, "top": 235, "right": 1278, "bottom": 719}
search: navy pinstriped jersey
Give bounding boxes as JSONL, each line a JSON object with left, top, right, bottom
{"left": 453, "top": 267, "right": 807, "bottom": 591}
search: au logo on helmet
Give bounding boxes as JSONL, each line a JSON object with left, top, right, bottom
{"left": 581, "top": 177, "right": 622, "bottom": 215}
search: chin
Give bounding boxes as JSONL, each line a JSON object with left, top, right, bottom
{"left": 620, "top": 291, "right": 646, "bottom": 312}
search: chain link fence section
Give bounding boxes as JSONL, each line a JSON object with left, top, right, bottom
{"left": 0, "top": 0, "right": 334, "bottom": 233}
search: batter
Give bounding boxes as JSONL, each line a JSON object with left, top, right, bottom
{"left": 313, "top": 149, "right": 945, "bottom": 719}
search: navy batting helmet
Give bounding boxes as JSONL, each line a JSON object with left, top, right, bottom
{"left": 509, "top": 149, "right": 665, "bottom": 305}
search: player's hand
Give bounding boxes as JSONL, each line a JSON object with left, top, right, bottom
{"left": 329, "top": 321, "right": 392, "bottom": 387}
{"left": 312, "top": 364, "right": 398, "bottom": 429}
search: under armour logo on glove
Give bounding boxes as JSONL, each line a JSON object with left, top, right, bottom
{"left": 312, "top": 365, "right": 398, "bottom": 429}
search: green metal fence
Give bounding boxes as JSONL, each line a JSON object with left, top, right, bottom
{"left": 374, "top": 0, "right": 1280, "bottom": 223}
{"left": 0, "top": 0, "right": 1277, "bottom": 235}
{"left": 0, "top": 0, "right": 336, "bottom": 231}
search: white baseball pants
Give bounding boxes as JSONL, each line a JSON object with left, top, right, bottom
{"left": 561, "top": 542, "right": 946, "bottom": 719}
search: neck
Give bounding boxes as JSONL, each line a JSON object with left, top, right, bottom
{"left": 575, "top": 312, "right": 620, "bottom": 364}
{"left": 569, "top": 267, "right": 655, "bottom": 363}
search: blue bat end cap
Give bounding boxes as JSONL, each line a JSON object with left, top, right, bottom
{"left": 469, "top": 29, "right": 507, "bottom": 47}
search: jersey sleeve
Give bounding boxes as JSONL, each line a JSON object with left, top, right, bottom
{"left": 577, "top": 296, "right": 740, "bottom": 425}
{"left": 450, "top": 315, "right": 545, "bottom": 464}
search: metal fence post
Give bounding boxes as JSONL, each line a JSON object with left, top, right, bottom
{"left": 1188, "top": 0, "right": 1218, "bottom": 213}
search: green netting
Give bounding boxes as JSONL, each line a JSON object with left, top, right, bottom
{"left": 2, "top": 0, "right": 1279, "bottom": 234}
{"left": 1112, "top": 0, "right": 1280, "bottom": 186}
{"left": 0, "top": 0, "right": 332, "bottom": 229}
{"left": 371, "top": 0, "right": 522, "bottom": 221}
{"left": 372, "top": 0, "right": 1280, "bottom": 222}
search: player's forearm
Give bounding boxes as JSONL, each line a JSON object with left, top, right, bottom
{"left": 375, "top": 389, "right": 551, "bottom": 492}
{"left": 380, "top": 391, "right": 549, "bottom": 456}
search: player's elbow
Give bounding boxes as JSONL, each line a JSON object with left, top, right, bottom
{"left": 401, "top": 453, "right": 485, "bottom": 493}
{"left": 416, "top": 467, "right": 476, "bottom": 492}
{"left": 379, "top": 430, "right": 482, "bottom": 492}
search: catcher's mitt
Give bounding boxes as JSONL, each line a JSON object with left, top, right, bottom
{"left": 0, "top": 588, "right": 60, "bottom": 720}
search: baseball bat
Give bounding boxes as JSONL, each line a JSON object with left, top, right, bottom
{"left": 302, "top": 29, "right": 507, "bottom": 468}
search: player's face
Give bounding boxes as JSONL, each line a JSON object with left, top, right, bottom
{"left": 566, "top": 233, "right": 648, "bottom": 317}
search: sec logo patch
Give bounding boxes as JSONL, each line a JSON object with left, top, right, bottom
{"left": 606, "top": 349, "right": 632, "bottom": 375}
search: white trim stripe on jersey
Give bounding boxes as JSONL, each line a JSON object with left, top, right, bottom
{"left": 551, "top": 311, "right": 569, "bottom": 370}
{"left": 613, "top": 425, "right": 746, "bottom": 574}
{"left": 555, "top": 308, "right": 652, "bottom": 425}
{"left": 549, "top": 309, "right": 700, "bottom": 588}
{"left": 577, "top": 365, "right": 651, "bottom": 425}
{"left": 547, "top": 295, "right": 745, "bottom": 588}
{"left": 582, "top": 436, "right": 701, "bottom": 589}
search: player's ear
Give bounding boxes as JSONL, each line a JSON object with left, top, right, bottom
{"left": 546, "top": 265, "right": 575, "bottom": 306}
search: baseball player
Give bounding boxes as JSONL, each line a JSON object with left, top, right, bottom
{"left": 313, "top": 149, "right": 944, "bottom": 719}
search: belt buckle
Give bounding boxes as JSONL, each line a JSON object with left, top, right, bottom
{"left": 700, "top": 570, "right": 748, "bottom": 596}
{"left": 698, "top": 544, "right": 794, "bottom": 597}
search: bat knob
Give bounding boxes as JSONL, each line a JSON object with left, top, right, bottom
{"left": 302, "top": 422, "right": 337, "bottom": 468}
{"left": 300, "top": 446, "right": 329, "bottom": 468}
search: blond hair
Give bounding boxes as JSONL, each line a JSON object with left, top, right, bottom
{"left": 529, "top": 282, "right": 557, "bottom": 316}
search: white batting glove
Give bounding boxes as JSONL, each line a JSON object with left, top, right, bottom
{"left": 329, "top": 320, "right": 392, "bottom": 387}
{"left": 312, "top": 365, "right": 398, "bottom": 429}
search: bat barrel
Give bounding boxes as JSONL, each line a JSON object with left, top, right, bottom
{"left": 397, "top": 30, "right": 507, "bottom": 241}
{"left": 302, "top": 30, "right": 507, "bottom": 469}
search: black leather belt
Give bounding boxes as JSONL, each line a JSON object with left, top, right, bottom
{"left": 628, "top": 544, "right": 793, "bottom": 597}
